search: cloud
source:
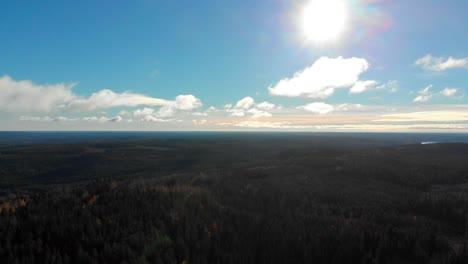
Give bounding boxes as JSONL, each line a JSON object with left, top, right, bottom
{"left": 349, "top": 80, "right": 378, "bottom": 94}
{"left": 142, "top": 115, "right": 169, "bottom": 122}
{"left": 268, "top": 56, "right": 370, "bottom": 98}
{"left": 235, "top": 97, "right": 255, "bottom": 109}
{"left": 133, "top": 107, "right": 155, "bottom": 118}
{"left": 247, "top": 108, "right": 272, "bottom": 118}
{"left": 440, "top": 87, "right": 458, "bottom": 97}
{"left": 108, "top": 116, "right": 123, "bottom": 122}
{"left": 413, "top": 84, "right": 433, "bottom": 103}
{"left": 413, "top": 85, "right": 462, "bottom": 102}
{"left": 256, "top": 101, "right": 275, "bottom": 110}
{"left": 19, "top": 116, "right": 53, "bottom": 122}
{"left": 173, "top": 94, "right": 202, "bottom": 110}
{"left": 20, "top": 115, "right": 123, "bottom": 122}
{"left": 415, "top": 54, "right": 468, "bottom": 71}
{"left": 0, "top": 75, "right": 172, "bottom": 113}
{"left": 68, "top": 89, "right": 169, "bottom": 112}
{"left": 221, "top": 121, "right": 308, "bottom": 129}
{"left": 375, "top": 111, "right": 468, "bottom": 122}
{"left": 82, "top": 116, "right": 99, "bottom": 121}
{"left": 225, "top": 97, "right": 274, "bottom": 119}
{"left": 376, "top": 80, "right": 398, "bottom": 93}
{"left": 156, "top": 94, "right": 202, "bottom": 118}
{"left": 335, "top": 103, "right": 363, "bottom": 111}
{"left": 0, "top": 75, "right": 76, "bottom": 113}
{"left": 299, "top": 102, "right": 334, "bottom": 114}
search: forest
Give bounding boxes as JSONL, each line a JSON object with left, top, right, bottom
{"left": 0, "top": 133, "right": 467, "bottom": 263}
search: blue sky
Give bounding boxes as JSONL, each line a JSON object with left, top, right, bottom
{"left": 1, "top": 0, "right": 467, "bottom": 131}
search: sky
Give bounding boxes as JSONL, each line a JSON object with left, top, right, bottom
{"left": 1, "top": 0, "right": 467, "bottom": 132}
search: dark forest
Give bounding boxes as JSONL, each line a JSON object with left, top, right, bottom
{"left": 0, "top": 134, "right": 467, "bottom": 263}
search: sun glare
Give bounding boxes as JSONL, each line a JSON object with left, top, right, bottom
{"left": 302, "top": 0, "right": 348, "bottom": 43}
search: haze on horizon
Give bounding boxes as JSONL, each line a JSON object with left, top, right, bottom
{"left": 1, "top": 0, "right": 467, "bottom": 132}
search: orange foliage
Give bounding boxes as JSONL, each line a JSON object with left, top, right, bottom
{"left": 3, "top": 202, "right": 11, "bottom": 213}
{"left": 87, "top": 195, "right": 98, "bottom": 206}
{"left": 19, "top": 199, "right": 27, "bottom": 207}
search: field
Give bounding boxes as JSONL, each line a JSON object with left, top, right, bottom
{"left": 0, "top": 133, "right": 467, "bottom": 263}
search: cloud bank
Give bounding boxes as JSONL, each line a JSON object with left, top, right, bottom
{"left": 0, "top": 75, "right": 171, "bottom": 113}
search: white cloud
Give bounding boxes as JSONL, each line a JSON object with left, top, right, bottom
{"left": 19, "top": 116, "right": 53, "bottom": 122}
{"left": 173, "top": 94, "right": 202, "bottom": 110}
{"left": 193, "top": 119, "right": 208, "bottom": 125}
{"left": 0, "top": 75, "right": 173, "bottom": 113}
{"left": 142, "top": 115, "right": 169, "bottom": 122}
{"left": 350, "top": 80, "right": 378, "bottom": 94}
{"left": 247, "top": 108, "right": 272, "bottom": 118}
{"left": 375, "top": 111, "right": 468, "bottom": 122}
{"left": 299, "top": 102, "right": 334, "bottom": 114}
{"left": 440, "top": 87, "right": 458, "bottom": 97}
{"left": 335, "top": 103, "right": 363, "bottom": 111}
{"left": 415, "top": 54, "right": 468, "bottom": 71}
{"left": 256, "top": 101, "right": 275, "bottom": 110}
{"left": 191, "top": 112, "right": 208, "bottom": 117}
{"left": 235, "top": 97, "right": 255, "bottom": 109}
{"left": 413, "top": 85, "right": 462, "bottom": 102}
{"left": 156, "top": 94, "right": 203, "bottom": 118}
{"left": 68, "top": 89, "right": 169, "bottom": 112}
{"left": 54, "top": 116, "right": 71, "bottom": 122}
{"left": 228, "top": 109, "right": 246, "bottom": 117}
{"left": 133, "top": 107, "right": 155, "bottom": 118}
{"left": 225, "top": 97, "right": 274, "bottom": 118}
{"left": 376, "top": 80, "right": 398, "bottom": 93}
{"left": 223, "top": 121, "right": 299, "bottom": 129}
{"left": 268, "top": 56, "right": 370, "bottom": 98}
{"left": 83, "top": 116, "right": 99, "bottom": 121}
{"left": 413, "top": 84, "right": 433, "bottom": 103}
{"left": 0, "top": 75, "right": 76, "bottom": 113}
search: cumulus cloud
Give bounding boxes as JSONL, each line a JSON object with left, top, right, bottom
{"left": 299, "top": 102, "right": 334, "bottom": 114}
{"left": 247, "top": 108, "right": 272, "bottom": 118}
{"left": 268, "top": 56, "right": 370, "bottom": 98}
{"left": 133, "top": 107, "right": 155, "bottom": 118}
{"left": 350, "top": 80, "right": 378, "bottom": 94}
{"left": 413, "top": 85, "right": 433, "bottom": 103}
{"left": 256, "top": 101, "right": 275, "bottom": 110}
{"left": 173, "top": 95, "right": 202, "bottom": 110}
{"left": 440, "top": 87, "right": 459, "bottom": 97}
{"left": 156, "top": 94, "right": 202, "bottom": 118}
{"left": 235, "top": 97, "right": 255, "bottom": 109}
{"left": 335, "top": 103, "right": 363, "bottom": 111}
{"left": 0, "top": 75, "right": 76, "bottom": 113}
{"left": 415, "top": 54, "right": 468, "bottom": 71}
{"left": 413, "top": 85, "right": 462, "bottom": 102}
{"left": 225, "top": 97, "right": 274, "bottom": 119}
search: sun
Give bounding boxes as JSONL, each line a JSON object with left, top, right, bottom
{"left": 301, "top": 0, "right": 349, "bottom": 43}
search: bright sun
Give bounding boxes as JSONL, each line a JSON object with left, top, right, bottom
{"left": 302, "top": 0, "right": 348, "bottom": 43}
